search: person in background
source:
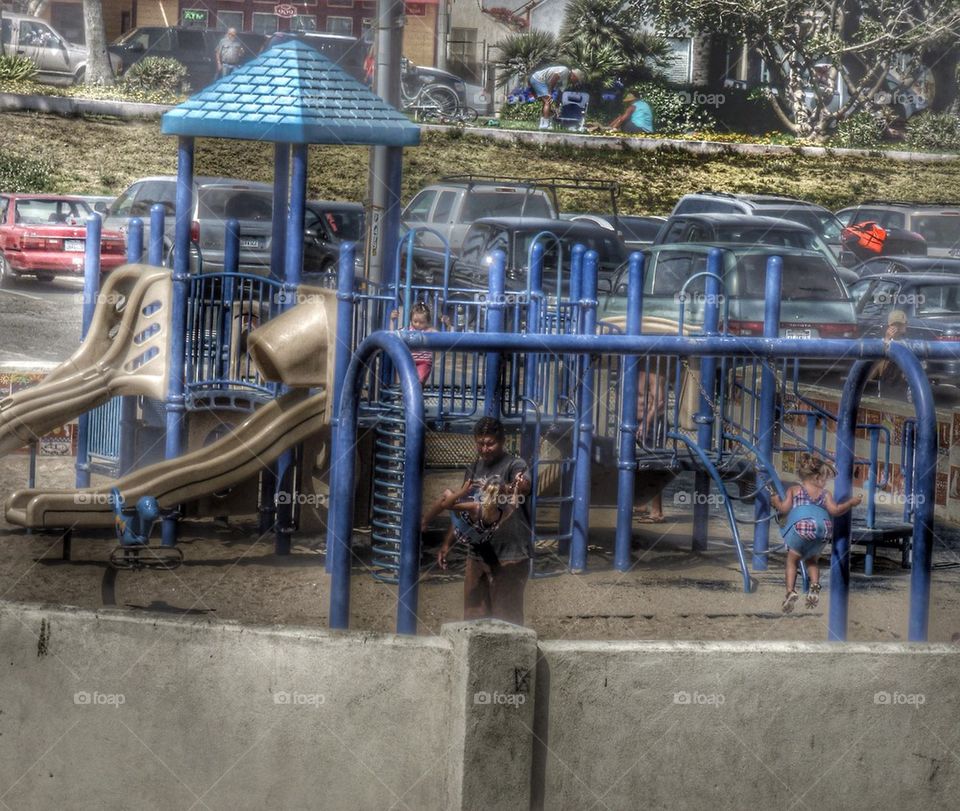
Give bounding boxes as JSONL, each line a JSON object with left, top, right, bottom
{"left": 610, "top": 92, "right": 655, "bottom": 134}
{"left": 868, "top": 309, "right": 910, "bottom": 398}
{"left": 389, "top": 301, "right": 452, "bottom": 385}
{"left": 423, "top": 417, "right": 533, "bottom": 625}
{"left": 215, "top": 28, "right": 245, "bottom": 78}
{"left": 528, "top": 65, "right": 584, "bottom": 130}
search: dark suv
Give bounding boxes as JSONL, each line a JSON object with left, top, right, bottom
{"left": 266, "top": 31, "right": 365, "bottom": 82}
{"left": 109, "top": 27, "right": 265, "bottom": 88}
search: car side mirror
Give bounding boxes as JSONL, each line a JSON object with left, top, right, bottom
{"left": 597, "top": 278, "right": 612, "bottom": 295}
{"left": 94, "top": 202, "right": 108, "bottom": 214}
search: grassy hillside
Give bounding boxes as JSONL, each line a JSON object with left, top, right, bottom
{"left": 4, "top": 110, "right": 960, "bottom": 214}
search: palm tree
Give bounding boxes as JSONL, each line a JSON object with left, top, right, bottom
{"left": 559, "top": 0, "right": 669, "bottom": 88}
{"left": 492, "top": 30, "right": 559, "bottom": 88}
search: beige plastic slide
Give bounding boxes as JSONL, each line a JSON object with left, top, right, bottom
{"left": 0, "top": 265, "right": 171, "bottom": 456}
{"left": 4, "top": 288, "right": 338, "bottom": 530}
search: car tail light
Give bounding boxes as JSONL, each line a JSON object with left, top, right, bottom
{"left": 816, "top": 323, "right": 857, "bottom": 338}
{"left": 726, "top": 320, "right": 764, "bottom": 335}
{"left": 190, "top": 220, "right": 200, "bottom": 243}
{"left": 936, "top": 333, "right": 960, "bottom": 341}
{"left": 21, "top": 236, "right": 59, "bottom": 251}
{"left": 101, "top": 240, "right": 125, "bottom": 255}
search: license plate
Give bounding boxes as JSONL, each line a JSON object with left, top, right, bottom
{"left": 240, "top": 238, "right": 264, "bottom": 249}
{"left": 785, "top": 328, "right": 813, "bottom": 339}
{"left": 64, "top": 239, "right": 85, "bottom": 252}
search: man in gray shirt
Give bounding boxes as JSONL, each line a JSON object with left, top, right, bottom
{"left": 215, "top": 28, "right": 246, "bottom": 78}
{"left": 423, "top": 417, "right": 533, "bottom": 625}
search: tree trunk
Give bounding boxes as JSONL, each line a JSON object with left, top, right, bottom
{"left": 82, "top": 0, "right": 114, "bottom": 85}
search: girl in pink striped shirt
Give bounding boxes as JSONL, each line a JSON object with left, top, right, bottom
{"left": 390, "top": 302, "right": 451, "bottom": 385}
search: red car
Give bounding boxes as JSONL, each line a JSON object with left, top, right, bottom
{"left": 0, "top": 194, "right": 127, "bottom": 286}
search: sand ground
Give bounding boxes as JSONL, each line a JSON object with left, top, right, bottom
{"left": 1, "top": 454, "right": 959, "bottom": 644}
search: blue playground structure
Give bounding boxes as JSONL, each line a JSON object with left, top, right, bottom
{"left": 0, "top": 39, "right": 957, "bottom": 649}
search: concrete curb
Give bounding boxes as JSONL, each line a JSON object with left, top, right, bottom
{"left": 424, "top": 122, "right": 960, "bottom": 163}
{"left": 0, "top": 92, "right": 172, "bottom": 119}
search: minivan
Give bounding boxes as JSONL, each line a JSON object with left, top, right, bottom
{"left": 1, "top": 12, "right": 121, "bottom": 84}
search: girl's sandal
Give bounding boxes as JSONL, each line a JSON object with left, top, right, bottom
{"left": 782, "top": 590, "right": 799, "bottom": 614}
{"left": 805, "top": 583, "right": 822, "bottom": 609}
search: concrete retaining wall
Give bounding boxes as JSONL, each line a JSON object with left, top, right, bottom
{"left": 2, "top": 604, "right": 957, "bottom": 809}
{"left": 532, "top": 640, "right": 960, "bottom": 809}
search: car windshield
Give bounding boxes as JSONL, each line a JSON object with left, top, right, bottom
{"left": 713, "top": 225, "right": 824, "bottom": 253}
{"left": 14, "top": 198, "right": 92, "bottom": 225}
{"left": 735, "top": 254, "right": 847, "bottom": 300}
{"left": 461, "top": 192, "right": 553, "bottom": 222}
{"left": 761, "top": 207, "right": 843, "bottom": 241}
{"left": 313, "top": 208, "right": 364, "bottom": 241}
{"left": 197, "top": 188, "right": 273, "bottom": 221}
{"left": 908, "top": 214, "right": 960, "bottom": 250}
{"left": 914, "top": 284, "right": 960, "bottom": 316}
{"left": 512, "top": 231, "right": 625, "bottom": 269}
{"left": 618, "top": 217, "right": 663, "bottom": 243}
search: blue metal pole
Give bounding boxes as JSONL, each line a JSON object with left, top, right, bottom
{"left": 274, "top": 143, "right": 309, "bottom": 555}
{"left": 831, "top": 346, "right": 936, "bottom": 641}
{"left": 75, "top": 214, "right": 102, "bottom": 489}
{"left": 614, "top": 252, "right": 645, "bottom": 571}
{"left": 119, "top": 218, "right": 144, "bottom": 475}
{"left": 220, "top": 219, "right": 240, "bottom": 380}
{"left": 325, "top": 240, "right": 357, "bottom": 574}
{"left": 902, "top": 421, "right": 915, "bottom": 524}
{"left": 259, "top": 146, "right": 290, "bottom": 534}
{"left": 570, "top": 249, "right": 599, "bottom": 572}
{"left": 484, "top": 249, "right": 506, "bottom": 418}
{"left": 691, "top": 249, "right": 723, "bottom": 552}
{"left": 521, "top": 243, "right": 545, "bottom": 462}
{"left": 866, "top": 429, "right": 880, "bottom": 528}
{"left": 161, "top": 136, "right": 194, "bottom": 548}
{"left": 270, "top": 143, "right": 290, "bottom": 281}
{"left": 149, "top": 204, "right": 165, "bottom": 266}
{"left": 752, "top": 255, "right": 782, "bottom": 570}
{"left": 380, "top": 146, "right": 404, "bottom": 294}
{"left": 568, "top": 243, "right": 584, "bottom": 332}
{"left": 328, "top": 332, "right": 425, "bottom": 633}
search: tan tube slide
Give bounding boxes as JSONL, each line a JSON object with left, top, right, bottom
{"left": 5, "top": 288, "right": 338, "bottom": 530}
{"left": 0, "top": 266, "right": 171, "bottom": 456}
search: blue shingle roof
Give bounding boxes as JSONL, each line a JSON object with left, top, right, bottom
{"left": 161, "top": 40, "right": 420, "bottom": 147}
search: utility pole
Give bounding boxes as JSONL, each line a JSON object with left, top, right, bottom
{"left": 436, "top": 0, "right": 448, "bottom": 71}
{"left": 365, "top": 0, "right": 406, "bottom": 287}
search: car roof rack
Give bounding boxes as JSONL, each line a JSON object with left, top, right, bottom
{"left": 439, "top": 175, "right": 622, "bottom": 221}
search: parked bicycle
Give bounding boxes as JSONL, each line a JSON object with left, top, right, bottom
{"left": 417, "top": 105, "right": 480, "bottom": 126}
{"left": 399, "top": 58, "right": 462, "bottom": 119}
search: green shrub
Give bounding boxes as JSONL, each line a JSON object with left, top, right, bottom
{"left": 0, "top": 55, "right": 37, "bottom": 82}
{"left": 906, "top": 112, "right": 960, "bottom": 153}
{"left": 0, "top": 151, "right": 55, "bottom": 192}
{"left": 120, "top": 57, "right": 189, "bottom": 94}
{"left": 499, "top": 100, "right": 541, "bottom": 122}
{"left": 830, "top": 112, "right": 886, "bottom": 149}
{"left": 628, "top": 82, "right": 716, "bottom": 134}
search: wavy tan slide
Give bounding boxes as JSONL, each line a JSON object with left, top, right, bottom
{"left": 0, "top": 266, "right": 171, "bottom": 456}
{"left": 4, "top": 287, "right": 338, "bottom": 530}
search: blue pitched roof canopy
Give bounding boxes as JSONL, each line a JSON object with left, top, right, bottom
{"left": 161, "top": 40, "right": 420, "bottom": 147}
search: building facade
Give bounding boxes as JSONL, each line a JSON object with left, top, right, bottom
{"left": 7, "top": 0, "right": 438, "bottom": 66}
